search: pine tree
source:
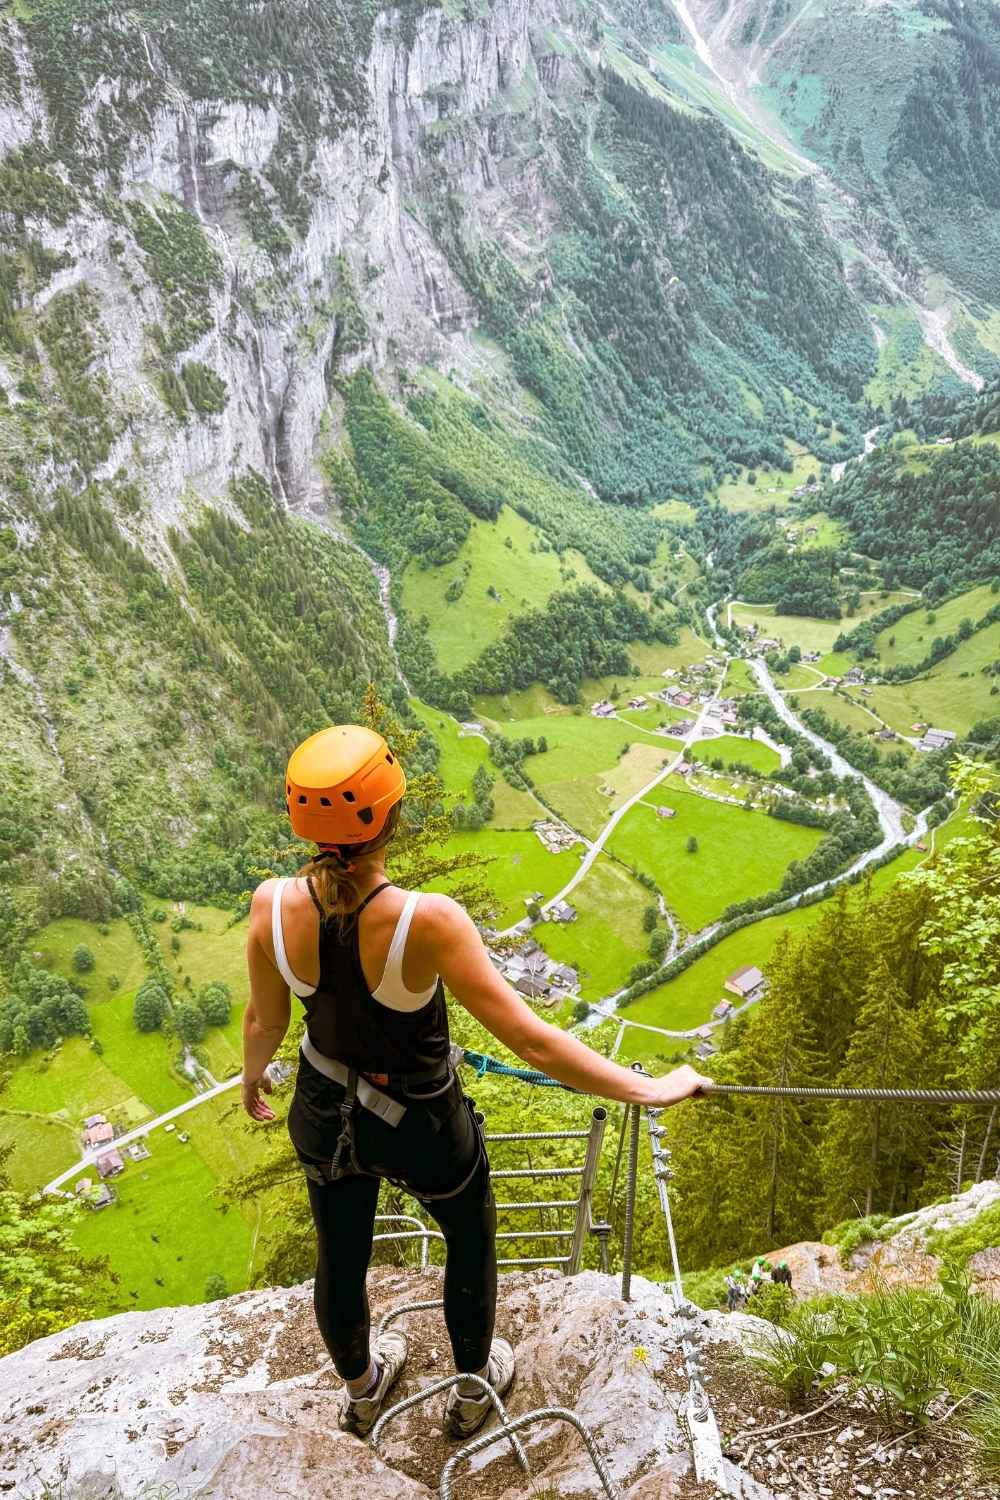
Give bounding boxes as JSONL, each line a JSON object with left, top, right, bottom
{"left": 821, "top": 962, "right": 927, "bottom": 1220}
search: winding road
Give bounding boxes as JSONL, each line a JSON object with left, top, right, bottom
{"left": 580, "top": 608, "right": 930, "bottom": 1038}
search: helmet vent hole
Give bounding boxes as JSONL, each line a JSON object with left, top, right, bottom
{"left": 286, "top": 784, "right": 291, "bottom": 794}
{"left": 342, "top": 790, "right": 356, "bottom": 803}
{"left": 319, "top": 796, "right": 332, "bottom": 807}
{"left": 385, "top": 753, "right": 394, "bottom": 764}
{"left": 358, "top": 807, "right": 374, "bottom": 826}
{"left": 297, "top": 795, "right": 308, "bottom": 805}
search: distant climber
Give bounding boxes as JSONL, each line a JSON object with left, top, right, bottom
{"left": 241, "top": 724, "right": 712, "bottom": 1440}
{"left": 773, "top": 1261, "right": 793, "bottom": 1289}
{"left": 725, "top": 1270, "right": 746, "bottom": 1311}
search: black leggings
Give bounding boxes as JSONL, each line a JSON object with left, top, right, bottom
{"left": 288, "top": 1054, "right": 497, "bottom": 1381}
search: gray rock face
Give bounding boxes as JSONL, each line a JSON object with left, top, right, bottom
{"left": 0, "top": 0, "right": 581, "bottom": 534}
{"left": 0, "top": 1267, "right": 736, "bottom": 1499}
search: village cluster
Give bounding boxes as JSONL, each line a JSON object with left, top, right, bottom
{"left": 486, "top": 928, "right": 580, "bottom": 1002}
{"left": 71, "top": 1112, "right": 191, "bottom": 1210}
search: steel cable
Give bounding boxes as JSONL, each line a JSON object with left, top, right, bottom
{"left": 701, "top": 1082, "right": 1000, "bottom": 1104}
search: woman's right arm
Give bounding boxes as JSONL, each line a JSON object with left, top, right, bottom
{"left": 420, "top": 895, "right": 710, "bottom": 1109}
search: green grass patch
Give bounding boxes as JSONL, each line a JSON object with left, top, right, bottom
{"left": 0, "top": 1111, "right": 79, "bottom": 1190}
{"left": 88, "top": 991, "right": 191, "bottom": 1115}
{"left": 535, "top": 856, "right": 650, "bottom": 999}
{"left": 608, "top": 791, "right": 825, "bottom": 933}
{"left": 617, "top": 844, "right": 931, "bottom": 1056}
{"left": 68, "top": 1124, "right": 254, "bottom": 1312}
{"left": 730, "top": 594, "right": 914, "bottom": 656}
{"left": 411, "top": 698, "right": 537, "bottom": 828}
{"left": 722, "top": 657, "right": 758, "bottom": 696}
{"left": 429, "top": 828, "right": 580, "bottom": 927}
{"left": 692, "top": 734, "right": 780, "bottom": 773}
{"left": 400, "top": 505, "right": 597, "bottom": 673}
{"left": 2, "top": 1035, "right": 139, "bottom": 1125}
{"left": 713, "top": 446, "right": 822, "bottom": 513}
{"left": 24, "top": 914, "right": 146, "bottom": 997}
{"left": 871, "top": 584, "right": 996, "bottom": 670}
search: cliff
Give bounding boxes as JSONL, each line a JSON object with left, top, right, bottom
{"left": 0, "top": 1265, "right": 770, "bottom": 1499}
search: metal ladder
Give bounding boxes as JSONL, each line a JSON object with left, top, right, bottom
{"left": 372, "top": 1105, "right": 610, "bottom": 1275}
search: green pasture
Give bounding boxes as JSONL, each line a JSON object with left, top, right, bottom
{"left": 798, "top": 512, "right": 847, "bottom": 549}
{"left": 535, "top": 856, "right": 650, "bottom": 1000}
{"left": 476, "top": 710, "right": 647, "bottom": 837}
{"left": 712, "top": 445, "right": 822, "bottom": 513}
{"left": 722, "top": 658, "right": 757, "bottom": 696}
{"left": 651, "top": 499, "right": 697, "bottom": 525}
{"left": 475, "top": 630, "right": 712, "bottom": 722}
{"left": 608, "top": 790, "right": 825, "bottom": 934}
{"left": 729, "top": 593, "right": 913, "bottom": 656}
{"left": 616, "top": 844, "right": 933, "bottom": 1057}
{"left": 411, "top": 698, "right": 542, "bottom": 829}
{"left": 2, "top": 1034, "right": 140, "bottom": 1125}
{"left": 429, "top": 827, "right": 580, "bottom": 927}
{"left": 871, "top": 584, "right": 995, "bottom": 670}
{"left": 772, "top": 662, "right": 826, "bottom": 690}
{"left": 69, "top": 1120, "right": 255, "bottom": 1312}
{"left": 24, "top": 913, "right": 147, "bottom": 997}
{"left": 0, "top": 1112, "right": 79, "bottom": 1191}
{"left": 868, "top": 643, "right": 1000, "bottom": 738}
{"left": 400, "top": 506, "right": 596, "bottom": 672}
{"left": 88, "top": 992, "right": 191, "bottom": 1115}
{"left": 691, "top": 734, "right": 780, "bottom": 773}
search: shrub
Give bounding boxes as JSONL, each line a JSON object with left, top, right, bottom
{"left": 133, "top": 979, "right": 169, "bottom": 1033}
{"left": 927, "top": 1203, "right": 1000, "bottom": 1270}
{"left": 821, "top": 1214, "right": 890, "bottom": 1267}
{"left": 745, "top": 1305, "right": 833, "bottom": 1405}
{"left": 72, "top": 944, "right": 95, "bottom": 973}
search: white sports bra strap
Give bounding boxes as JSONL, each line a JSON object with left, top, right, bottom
{"left": 271, "top": 878, "right": 316, "bottom": 997}
{"left": 373, "top": 891, "right": 437, "bottom": 1010}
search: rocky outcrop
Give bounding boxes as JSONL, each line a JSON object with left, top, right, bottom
{"left": 0, "top": 1266, "right": 768, "bottom": 1499}
{"left": 770, "top": 1179, "right": 1000, "bottom": 1297}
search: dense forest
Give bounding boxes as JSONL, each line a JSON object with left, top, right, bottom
{"left": 669, "top": 767, "right": 1000, "bottom": 1265}
{"left": 825, "top": 440, "right": 1000, "bottom": 593}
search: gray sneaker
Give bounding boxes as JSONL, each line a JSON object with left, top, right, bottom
{"left": 337, "top": 1328, "right": 409, "bottom": 1437}
{"left": 444, "top": 1337, "right": 516, "bottom": 1439}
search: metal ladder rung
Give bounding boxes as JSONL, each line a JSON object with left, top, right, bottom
{"left": 486, "top": 1130, "right": 590, "bottom": 1142}
{"left": 491, "top": 1166, "right": 582, "bottom": 1179}
{"left": 495, "top": 1228, "right": 574, "bottom": 1240}
{"left": 495, "top": 1199, "right": 579, "bottom": 1211}
{"left": 497, "top": 1255, "right": 571, "bottom": 1267}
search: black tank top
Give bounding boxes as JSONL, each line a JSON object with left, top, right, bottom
{"left": 299, "top": 882, "right": 451, "bottom": 1078}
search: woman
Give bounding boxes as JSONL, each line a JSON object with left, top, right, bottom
{"left": 242, "top": 725, "right": 709, "bottom": 1440}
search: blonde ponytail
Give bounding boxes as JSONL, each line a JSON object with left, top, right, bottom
{"left": 297, "top": 803, "right": 402, "bottom": 930}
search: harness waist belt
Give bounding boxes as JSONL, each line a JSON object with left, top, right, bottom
{"left": 301, "top": 1035, "right": 406, "bottom": 1128}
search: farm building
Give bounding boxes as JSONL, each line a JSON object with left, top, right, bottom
{"left": 712, "top": 999, "right": 735, "bottom": 1020}
{"left": 549, "top": 963, "right": 579, "bottom": 991}
{"left": 656, "top": 806, "right": 676, "bottom": 819}
{"left": 917, "top": 728, "right": 956, "bottom": 752}
{"left": 549, "top": 900, "right": 578, "bottom": 923}
{"left": 95, "top": 1150, "right": 125, "bottom": 1179}
{"left": 84, "top": 1118, "right": 114, "bottom": 1149}
{"left": 723, "top": 966, "right": 768, "bottom": 1001}
{"left": 515, "top": 975, "right": 550, "bottom": 1000}
{"left": 128, "top": 1142, "right": 151, "bottom": 1162}
{"left": 591, "top": 700, "right": 615, "bottom": 718}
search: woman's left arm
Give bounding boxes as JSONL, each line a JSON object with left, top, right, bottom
{"left": 242, "top": 881, "right": 292, "bottom": 1120}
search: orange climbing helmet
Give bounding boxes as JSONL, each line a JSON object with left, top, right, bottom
{"left": 285, "top": 726, "right": 406, "bottom": 847}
